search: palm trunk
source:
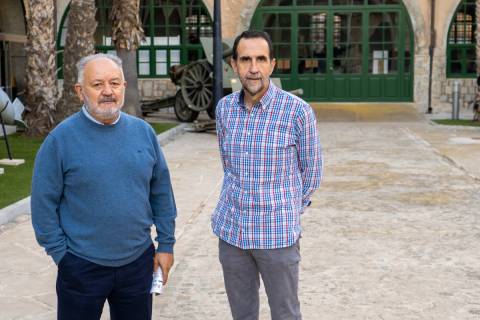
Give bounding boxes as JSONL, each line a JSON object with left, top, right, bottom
{"left": 111, "top": 0, "right": 144, "bottom": 118}
{"left": 56, "top": 0, "right": 97, "bottom": 121}
{"left": 477, "top": 1, "right": 480, "bottom": 77}
{"left": 116, "top": 48, "right": 142, "bottom": 117}
{"left": 477, "top": 1, "right": 480, "bottom": 73}
{"left": 23, "top": 0, "right": 58, "bottom": 137}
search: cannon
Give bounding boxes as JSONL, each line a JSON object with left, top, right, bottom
{"left": 141, "top": 37, "right": 236, "bottom": 122}
{"left": 169, "top": 37, "right": 235, "bottom": 122}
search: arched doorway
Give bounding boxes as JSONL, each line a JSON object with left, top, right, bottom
{"left": 250, "top": 0, "right": 414, "bottom": 102}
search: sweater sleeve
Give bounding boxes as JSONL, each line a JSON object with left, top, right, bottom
{"left": 31, "top": 135, "right": 67, "bottom": 265}
{"left": 150, "top": 133, "right": 177, "bottom": 253}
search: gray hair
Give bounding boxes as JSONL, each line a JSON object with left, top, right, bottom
{"left": 76, "top": 53, "right": 124, "bottom": 84}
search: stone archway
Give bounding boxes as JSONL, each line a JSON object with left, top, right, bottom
{"left": 236, "top": 0, "right": 261, "bottom": 35}
{"left": 401, "top": 0, "right": 428, "bottom": 51}
{"left": 437, "top": 0, "right": 463, "bottom": 51}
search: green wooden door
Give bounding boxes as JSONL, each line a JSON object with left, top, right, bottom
{"left": 251, "top": 1, "right": 413, "bottom": 102}
{"left": 365, "top": 9, "right": 412, "bottom": 101}
{"left": 296, "top": 11, "right": 328, "bottom": 99}
{"left": 328, "top": 10, "right": 365, "bottom": 100}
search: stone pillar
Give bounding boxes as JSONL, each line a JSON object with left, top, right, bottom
{"left": 414, "top": 51, "right": 430, "bottom": 112}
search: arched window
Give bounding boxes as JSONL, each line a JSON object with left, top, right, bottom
{"left": 57, "top": 0, "right": 213, "bottom": 78}
{"left": 447, "top": 0, "right": 476, "bottom": 78}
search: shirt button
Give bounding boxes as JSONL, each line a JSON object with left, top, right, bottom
{"left": 245, "top": 152, "right": 248, "bottom": 155}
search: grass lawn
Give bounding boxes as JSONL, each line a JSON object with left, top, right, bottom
{"left": 149, "top": 122, "right": 177, "bottom": 134}
{"left": 0, "top": 122, "right": 177, "bottom": 209}
{"left": 433, "top": 119, "right": 480, "bottom": 127}
{"left": 0, "top": 134, "right": 44, "bottom": 209}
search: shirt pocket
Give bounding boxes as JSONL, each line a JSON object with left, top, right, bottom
{"left": 254, "top": 139, "right": 295, "bottom": 181}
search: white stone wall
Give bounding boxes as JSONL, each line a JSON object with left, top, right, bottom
{"left": 437, "top": 72, "right": 477, "bottom": 113}
{"left": 138, "top": 79, "right": 177, "bottom": 100}
{"left": 138, "top": 79, "right": 177, "bottom": 115}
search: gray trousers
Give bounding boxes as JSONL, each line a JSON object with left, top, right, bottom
{"left": 219, "top": 239, "right": 301, "bottom": 320}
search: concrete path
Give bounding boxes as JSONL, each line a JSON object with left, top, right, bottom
{"left": 1, "top": 111, "right": 480, "bottom": 319}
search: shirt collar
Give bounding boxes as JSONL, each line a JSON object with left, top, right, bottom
{"left": 82, "top": 105, "right": 121, "bottom": 125}
{"left": 237, "top": 80, "right": 276, "bottom": 111}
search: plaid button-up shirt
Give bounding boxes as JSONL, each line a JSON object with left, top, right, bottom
{"left": 212, "top": 82, "right": 323, "bottom": 249}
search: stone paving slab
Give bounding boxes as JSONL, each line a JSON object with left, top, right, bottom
{"left": 407, "top": 124, "right": 480, "bottom": 181}
{"left": 1, "top": 118, "right": 480, "bottom": 319}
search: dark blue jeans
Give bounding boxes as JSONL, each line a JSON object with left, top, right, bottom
{"left": 56, "top": 244, "right": 154, "bottom": 320}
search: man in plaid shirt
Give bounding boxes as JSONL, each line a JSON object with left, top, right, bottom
{"left": 212, "top": 30, "right": 323, "bottom": 320}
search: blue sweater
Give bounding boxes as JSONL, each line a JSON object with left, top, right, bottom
{"left": 31, "top": 111, "right": 176, "bottom": 267}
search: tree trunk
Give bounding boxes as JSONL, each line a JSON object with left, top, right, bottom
{"left": 56, "top": 0, "right": 97, "bottom": 121}
{"left": 111, "top": 0, "right": 144, "bottom": 118}
{"left": 23, "top": 0, "right": 58, "bottom": 137}
{"left": 117, "top": 49, "right": 142, "bottom": 117}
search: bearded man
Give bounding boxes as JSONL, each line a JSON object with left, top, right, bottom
{"left": 31, "top": 53, "right": 177, "bottom": 320}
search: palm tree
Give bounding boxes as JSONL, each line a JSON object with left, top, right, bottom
{"left": 111, "top": 0, "right": 144, "bottom": 118}
{"left": 56, "top": 0, "right": 97, "bottom": 121}
{"left": 23, "top": 0, "right": 58, "bottom": 136}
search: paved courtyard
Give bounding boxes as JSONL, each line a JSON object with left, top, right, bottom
{"left": 0, "top": 107, "right": 479, "bottom": 319}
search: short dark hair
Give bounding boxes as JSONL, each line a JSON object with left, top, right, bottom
{"left": 232, "top": 30, "right": 274, "bottom": 61}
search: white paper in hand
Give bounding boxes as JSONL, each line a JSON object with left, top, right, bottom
{"left": 150, "top": 269, "right": 163, "bottom": 295}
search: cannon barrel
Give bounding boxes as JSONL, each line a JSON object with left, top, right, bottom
{"left": 222, "top": 48, "right": 233, "bottom": 59}
{"left": 169, "top": 47, "right": 233, "bottom": 85}
{"left": 169, "top": 64, "right": 188, "bottom": 86}
{"left": 288, "top": 88, "right": 304, "bottom": 96}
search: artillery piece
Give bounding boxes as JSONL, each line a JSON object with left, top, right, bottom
{"left": 141, "top": 37, "right": 235, "bottom": 122}
{"left": 170, "top": 37, "right": 235, "bottom": 122}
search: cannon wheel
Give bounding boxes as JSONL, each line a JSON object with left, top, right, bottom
{"left": 181, "top": 61, "right": 213, "bottom": 112}
{"left": 174, "top": 90, "right": 199, "bottom": 122}
{"left": 206, "top": 106, "right": 216, "bottom": 120}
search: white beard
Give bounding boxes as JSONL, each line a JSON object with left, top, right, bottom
{"left": 83, "top": 94, "right": 123, "bottom": 120}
